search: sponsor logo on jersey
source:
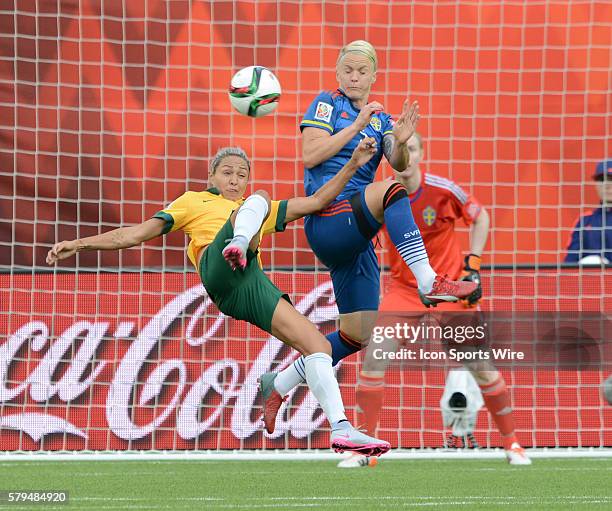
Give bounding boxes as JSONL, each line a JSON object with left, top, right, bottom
{"left": 341, "top": 111, "right": 350, "bottom": 119}
{"left": 314, "top": 102, "right": 333, "bottom": 122}
{"left": 423, "top": 206, "right": 437, "bottom": 226}
{"left": 369, "top": 117, "right": 381, "bottom": 131}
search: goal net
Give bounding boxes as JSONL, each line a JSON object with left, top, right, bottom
{"left": 1, "top": 1, "right": 610, "bottom": 452}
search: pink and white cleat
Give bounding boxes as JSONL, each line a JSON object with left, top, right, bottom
{"left": 419, "top": 274, "right": 479, "bottom": 308}
{"left": 222, "top": 235, "right": 249, "bottom": 270}
{"left": 330, "top": 423, "right": 390, "bottom": 457}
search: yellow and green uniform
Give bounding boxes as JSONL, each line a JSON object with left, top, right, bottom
{"left": 154, "top": 187, "right": 289, "bottom": 332}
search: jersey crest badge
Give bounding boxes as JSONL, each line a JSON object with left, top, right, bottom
{"left": 423, "top": 206, "right": 436, "bottom": 226}
{"left": 369, "top": 117, "right": 381, "bottom": 131}
{"left": 314, "top": 102, "right": 333, "bottom": 122}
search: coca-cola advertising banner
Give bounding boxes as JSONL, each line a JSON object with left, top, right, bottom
{"left": 1, "top": 271, "right": 611, "bottom": 451}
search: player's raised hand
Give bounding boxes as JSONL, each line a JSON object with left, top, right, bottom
{"left": 392, "top": 99, "right": 420, "bottom": 145}
{"left": 354, "top": 101, "right": 384, "bottom": 131}
{"left": 46, "top": 240, "right": 78, "bottom": 265}
{"left": 349, "top": 137, "right": 378, "bottom": 167}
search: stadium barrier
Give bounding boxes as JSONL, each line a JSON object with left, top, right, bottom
{"left": 1, "top": 269, "right": 610, "bottom": 454}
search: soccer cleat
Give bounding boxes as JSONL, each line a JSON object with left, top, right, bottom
{"left": 337, "top": 453, "right": 378, "bottom": 468}
{"left": 330, "top": 423, "right": 391, "bottom": 457}
{"left": 222, "top": 235, "right": 249, "bottom": 270}
{"left": 419, "top": 274, "right": 479, "bottom": 308}
{"left": 258, "top": 372, "right": 286, "bottom": 434}
{"left": 505, "top": 442, "right": 532, "bottom": 465}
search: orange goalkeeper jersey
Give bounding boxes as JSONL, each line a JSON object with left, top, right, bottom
{"left": 384, "top": 173, "right": 482, "bottom": 293}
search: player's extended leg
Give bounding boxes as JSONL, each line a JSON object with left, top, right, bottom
{"left": 364, "top": 180, "right": 477, "bottom": 305}
{"left": 223, "top": 191, "right": 271, "bottom": 270}
{"left": 468, "top": 367, "right": 531, "bottom": 465}
{"left": 261, "top": 253, "right": 381, "bottom": 434}
{"left": 262, "top": 195, "right": 384, "bottom": 434}
{"left": 260, "top": 312, "right": 375, "bottom": 435}
{"left": 269, "top": 298, "right": 390, "bottom": 457}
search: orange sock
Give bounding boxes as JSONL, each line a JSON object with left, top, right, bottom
{"left": 479, "top": 376, "right": 518, "bottom": 450}
{"left": 355, "top": 373, "right": 385, "bottom": 436}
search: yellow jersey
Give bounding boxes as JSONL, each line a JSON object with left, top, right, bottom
{"left": 153, "top": 187, "right": 288, "bottom": 268}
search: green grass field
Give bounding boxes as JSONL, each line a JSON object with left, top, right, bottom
{"left": 1, "top": 458, "right": 611, "bottom": 510}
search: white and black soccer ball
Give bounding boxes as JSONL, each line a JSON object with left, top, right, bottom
{"left": 228, "top": 66, "right": 281, "bottom": 118}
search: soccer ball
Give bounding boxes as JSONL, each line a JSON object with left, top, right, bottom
{"left": 228, "top": 66, "right": 281, "bottom": 118}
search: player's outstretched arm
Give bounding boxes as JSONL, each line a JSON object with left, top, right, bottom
{"left": 46, "top": 218, "right": 166, "bottom": 265}
{"left": 284, "top": 137, "right": 377, "bottom": 224}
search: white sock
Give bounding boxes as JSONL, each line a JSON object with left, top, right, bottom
{"left": 410, "top": 259, "right": 437, "bottom": 294}
{"left": 303, "top": 352, "right": 347, "bottom": 424}
{"left": 233, "top": 194, "right": 269, "bottom": 242}
{"left": 274, "top": 360, "right": 306, "bottom": 395}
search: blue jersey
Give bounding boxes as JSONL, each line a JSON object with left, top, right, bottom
{"left": 300, "top": 89, "right": 394, "bottom": 199}
{"left": 564, "top": 205, "right": 612, "bottom": 263}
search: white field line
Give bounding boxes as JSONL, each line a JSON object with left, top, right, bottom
{"left": 1, "top": 448, "right": 612, "bottom": 462}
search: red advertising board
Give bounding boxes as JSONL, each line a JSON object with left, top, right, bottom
{"left": 0, "top": 271, "right": 610, "bottom": 451}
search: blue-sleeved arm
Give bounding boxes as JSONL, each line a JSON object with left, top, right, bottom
{"left": 300, "top": 91, "right": 337, "bottom": 135}
{"left": 564, "top": 230, "right": 581, "bottom": 262}
{"left": 382, "top": 113, "right": 395, "bottom": 137}
{"left": 564, "top": 217, "right": 585, "bottom": 263}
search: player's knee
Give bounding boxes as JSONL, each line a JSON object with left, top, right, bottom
{"left": 251, "top": 190, "right": 271, "bottom": 220}
{"left": 253, "top": 189, "right": 271, "bottom": 206}
{"left": 365, "top": 180, "right": 406, "bottom": 222}
{"left": 338, "top": 325, "right": 370, "bottom": 345}
{"left": 300, "top": 332, "right": 332, "bottom": 357}
{"left": 382, "top": 182, "right": 408, "bottom": 210}
{"left": 338, "top": 314, "right": 376, "bottom": 345}
{"left": 469, "top": 368, "right": 499, "bottom": 386}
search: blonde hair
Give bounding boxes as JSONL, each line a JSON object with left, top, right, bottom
{"left": 209, "top": 147, "right": 250, "bottom": 175}
{"left": 336, "top": 40, "right": 377, "bottom": 72}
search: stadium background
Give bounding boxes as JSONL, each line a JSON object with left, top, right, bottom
{"left": 0, "top": 1, "right": 610, "bottom": 452}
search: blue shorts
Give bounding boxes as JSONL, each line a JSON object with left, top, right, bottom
{"left": 304, "top": 189, "right": 382, "bottom": 314}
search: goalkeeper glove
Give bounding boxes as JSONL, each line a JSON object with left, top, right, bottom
{"left": 459, "top": 254, "right": 482, "bottom": 306}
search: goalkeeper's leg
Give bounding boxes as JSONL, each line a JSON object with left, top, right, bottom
{"left": 354, "top": 330, "right": 399, "bottom": 435}
{"left": 471, "top": 368, "right": 531, "bottom": 465}
{"left": 338, "top": 319, "right": 404, "bottom": 468}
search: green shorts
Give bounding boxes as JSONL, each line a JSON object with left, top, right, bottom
{"left": 199, "top": 218, "right": 290, "bottom": 333}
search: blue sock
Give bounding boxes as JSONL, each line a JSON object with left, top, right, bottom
{"left": 328, "top": 330, "right": 362, "bottom": 366}
{"left": 383, "top": 183, "right": 436, "bottom": 292}
{"left": 285, "top": 331, "right": 362, "bottom": 384}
